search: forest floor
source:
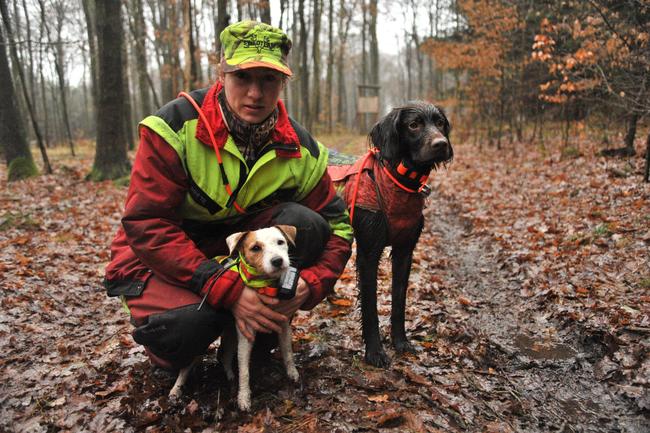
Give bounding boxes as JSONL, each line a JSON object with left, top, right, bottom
{"left": 0, "top": 137, "right": 649, "bottom": 432}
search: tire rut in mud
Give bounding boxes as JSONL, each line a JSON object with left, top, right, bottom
{"left": 422, "top": 200, "right": 648, "bottom": 433}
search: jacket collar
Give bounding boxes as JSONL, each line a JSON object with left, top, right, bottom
{"left": 195, "top": 82, "right": 300, "bottom": 155}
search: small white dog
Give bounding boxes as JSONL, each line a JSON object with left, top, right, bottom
{"left": 169, "top": 225, "right": 299, "bottom": 411}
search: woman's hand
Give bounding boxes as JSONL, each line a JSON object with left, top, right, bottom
{"left": 271, "top": 278, "right": 310, "bottom": 318}
{"left": 231, "top": 287, "right": 287, "bottom": 342}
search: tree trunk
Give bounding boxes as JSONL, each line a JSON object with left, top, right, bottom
{"left": 122, "top": 37, "right": 135, "bottom": 150}
{"left": 0, "top": 17, "right": 38, "bottom": 180}
{"left": 336, "top": 0, "right": 354, "bottom": 126}
{"left": 82, "top": 0, "right": 98, "bottom": 118}
{"left": 21, "top": 0, "right": 36, "bottom": 115}
{"left": 369, "top": 0, "right": 378, "bottom": 124}
{"left": 39, "top": 0, "right": 76, "bottom": 156}
{"left": 411, "top": 0, "right": 423, "bottom": 98}
{"left": 0, "top": 0, "right": 50, "bottom": 174}
{"left": 279, "top": 0, "right": 287, "bottom": 29}
{"left": 258, "top": 0, "right": 271, "bottom": 23}
{"left": 90, "top": 0, "right": 131, "bottom": 180}
{"left": 311, "top": 0, "right": 322, "bottom": 128}
{"left": 624, "top": 113, "right": 638, "bottom": 155}
{"left": 182, "top": 0, "right": 198, "bottom": 90}
{"left": 131, "top": 0, "right": 152, "bottom": 118}
{"left": 298, "top": 0, "right": 310, "bottom": 129}
{"left": 214, "top": 0, "right": 229, "bottom": 58}
{"left": 643, "top": 132, "right": 650, "bottom": 182}
{"left": 326, "top": 0, "right": 333, "bottom": 132}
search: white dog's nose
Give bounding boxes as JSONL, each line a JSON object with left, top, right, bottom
{"left": 271, "top": 256, "right": 284, "bottom": 269}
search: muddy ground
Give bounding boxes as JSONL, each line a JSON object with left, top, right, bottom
{"left": 0, "top": 143, "right": 648, "bottom": 432}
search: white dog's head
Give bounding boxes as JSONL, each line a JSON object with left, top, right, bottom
{"left": 225, "top": 225, "right": 297, "bottom": 278}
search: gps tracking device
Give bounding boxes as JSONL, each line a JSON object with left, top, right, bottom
{"left": 277, "top": 266, "right": 298, "bottom": 299}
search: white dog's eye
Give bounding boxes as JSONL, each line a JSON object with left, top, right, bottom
{"left": 277, "top": 239, "right": 285, "bottom": 245}
{"left": 251, "top": 245, "right": 262, "bottom": 252}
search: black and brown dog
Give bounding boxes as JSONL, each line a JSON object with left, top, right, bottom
{"left": 329, "top": 101, "right": 453, "bottom": 367}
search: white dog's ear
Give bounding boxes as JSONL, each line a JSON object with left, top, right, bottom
{"left": 275, "top": 225, "right": 297, "bottom": 246}
{"left": 226, "top": 231, "right": 249, "bottom": 255}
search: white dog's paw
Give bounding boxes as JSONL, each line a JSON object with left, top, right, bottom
{"left": 168, "top": 385, "right": 183, "bottom": 399}
{"left": 237, "top": 392, "right": 252, "bottom": 411}
{"left": 287, "top": 366, "right": 299, "bottom": 383}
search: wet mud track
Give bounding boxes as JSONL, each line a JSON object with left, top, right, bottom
{"left": 422, "top": 200, "right": 649, "bottom": 433}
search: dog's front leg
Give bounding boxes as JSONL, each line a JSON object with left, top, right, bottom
{"left": 391, "top": 244, "right": 418, "bottom": 354}
{"left": 236, "top": 328, "right": 254, "bottom": 411}
{"left": 169, "top": 357, "right": 197, "bottom": 398}
{"left": 278, "top": 321, "right": 299, "bottom": 382}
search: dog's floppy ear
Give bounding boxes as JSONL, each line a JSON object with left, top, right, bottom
{"left": 275, "top": 225, "right": 297, "bottom": 246}
{"left": 226, "top": 231, "right": 249, "bottom": 255}
{"left": 369, "top": 107, "right": 401, "bottom": 161}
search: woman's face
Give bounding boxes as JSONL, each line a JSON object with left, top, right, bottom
{"left": 221, "top": 68, "right": 285, "bottom": 124}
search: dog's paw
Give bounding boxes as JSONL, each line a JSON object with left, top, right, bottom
{"left": 365, "top": 349, "right": 391, "bottom": 368}
{"left": 237, "top": 394, "right": 252, "bottom": 412}
{"left": 287, "top": 366, "right": 299, "bottom": 383}
{"left": 168, "top": 386, "right": 183, "bottom": 399}
{"left": 393, "top": 339, "right": 416, "bottom": 354}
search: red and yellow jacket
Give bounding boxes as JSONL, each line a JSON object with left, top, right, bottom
{"left": 104, "top": 83, "right": 352, "bottom": 310}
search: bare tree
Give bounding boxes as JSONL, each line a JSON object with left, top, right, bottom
{"left": 0, "top": 0, "right": 51, "bottom": 174}
{"left": 214, "top": 0, "right": 229, "bottom": 61}
{"left": 336, "top": 0, "right": 355, "bottom": 125}
{"left": 182, "top": 0, "right": 199, "bottom": 90}
{"left": 39, "top": 0, "right": 76, "bottom": 156}
{"left": 89, "top": 0, "right": 130, "bottom": 180}
{"left": 298, "top": 0, "right": 310, "bottom": 128}
{"left": 258, "top": 0, "right": 271, "bottom": 23}
{"left": 311, "top": 0, "right": 323, "bottom": 128}
{"left": 0, "top": 14, "right": 38, "bottom": 180}
{"left": 326, "top": 0, "right": 334, "bottom": 132}
{"left": 127, "top": 0, "right": 152, "bottom": 118}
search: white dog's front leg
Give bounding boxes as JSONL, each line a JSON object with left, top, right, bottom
{"left": 169, "top": 358, "right": 196, "bottom": 397}
{"left": 278, "top": 321, "right": 299, "bottom": 382}
{"left": 236, "top": 328, "right": 254, "bottom": 411}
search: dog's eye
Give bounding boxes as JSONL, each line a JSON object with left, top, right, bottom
{"left": 408, "top": 121, "right": 420, "bottom": 130}
{"left": 435, "top": 118, "right": 446, "bottom": 130}
{"left": 250, "top": 245, "right": 262, "bottom": 252}
{"left": 277, "top": 239, "right": 285, "bottom": 245}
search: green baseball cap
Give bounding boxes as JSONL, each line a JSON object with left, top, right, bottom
{"left": 220, "top": 21, "right": 293, "bottom": 76}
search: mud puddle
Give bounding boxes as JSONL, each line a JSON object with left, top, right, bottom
{"left": 513, "top": 334, "right": 577, "bottom": 360}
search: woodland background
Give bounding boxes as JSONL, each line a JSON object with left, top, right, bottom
{"left": 0, "top": 0, "right": 649, "bottom": 181}
{"left": 0, "top": 0, "right": 649, "bottom": 432}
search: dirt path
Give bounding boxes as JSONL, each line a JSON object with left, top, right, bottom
{"left": 421, "top": 198, "right": 649, "bottom": 432}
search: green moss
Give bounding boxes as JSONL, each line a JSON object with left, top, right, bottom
{"left": 639, "top": 278, "right": 650, "bottom": 289}
{"left": 86, "top": 162, "right": 131, "bottom": 182}
{"left": 561, "top": 146, "right": 582, "bottom": 159}
{"left": 7, "top": 156, "right": 38, "bottom": 181}
{"left": 112, "top": 175, "right": 131, "bottom": 187}
{"left": 592, "top": 223, "right": 612, "bottom": 238}
{"left": 0, "top": 212, "right": 40, "bottom": 231}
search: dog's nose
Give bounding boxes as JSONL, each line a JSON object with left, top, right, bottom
{"left": 432, "top": 138, "right": 452, "bottom": 158}
{"left": 271, "top": 257, "right": 284, "bottom": 269}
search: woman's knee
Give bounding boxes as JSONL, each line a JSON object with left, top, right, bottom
{"left": 271, "top": 203, "right": 330, "bottom": 267}
{"left": 132, "top": 304, "right": 232, "bottom": 369}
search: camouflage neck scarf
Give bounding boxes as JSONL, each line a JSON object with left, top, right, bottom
{"left": 217, "top": 89, "right": 278, "bottom": 164}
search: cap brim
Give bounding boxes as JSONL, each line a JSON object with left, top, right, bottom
{"left": 222, "top": 60, "right": 293, "bottom": 77}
